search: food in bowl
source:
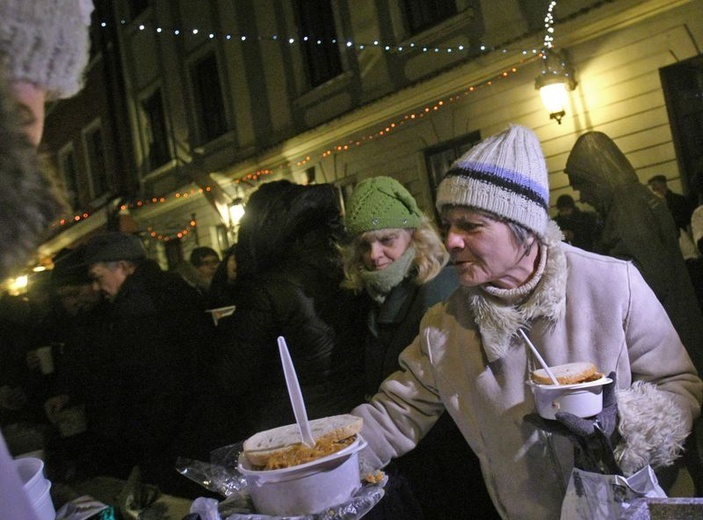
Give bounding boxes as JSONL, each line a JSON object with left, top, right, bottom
{"left": 530, "top": 361, "right": 603, "bottom": 385}
{"left": 238, "top": 414, "right": 367, "bottom": 516}
{"left": 529, "top": 377, "right": 612, "bottom": 420}
{"left": 243, "top": 414, "right": 363, "bottom": 469}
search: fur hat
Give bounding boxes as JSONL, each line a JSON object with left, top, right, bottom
{"left": 0, "top": 0, "right": 94, "bottom": 99}
{"left": 345, "top": 176, "right": 423, "bottom": 235}
{"left": 0, "top": 64, "right": 65, "bottom": 279}
{"left": 85, "top": 232, "right": 145, "bottom": 265}
{"left": 436, "top": 125, "right": 550, "bottom": 237}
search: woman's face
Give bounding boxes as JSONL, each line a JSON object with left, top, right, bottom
{"left": 359, "top": 228, "right": 413, "bottom": 271}
{"left": 441, "top": 207, "right": 536, "bottom": 289}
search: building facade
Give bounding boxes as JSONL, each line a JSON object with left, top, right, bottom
{"left": 33, "top": 0, "right": 703, "bottom": 274}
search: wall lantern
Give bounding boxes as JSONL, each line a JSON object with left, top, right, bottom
{"left": 535, "top": 48, "right": 577, "bottom": 125}
{"left": 228, "top": 197, "right": 245, "bottom": 228}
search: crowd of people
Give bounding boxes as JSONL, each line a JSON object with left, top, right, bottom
{"left": 2, "top": 128, "right": 702, "bottom": 520}
{"left": 1, "top": 1, "right": 703, "bottom": 518}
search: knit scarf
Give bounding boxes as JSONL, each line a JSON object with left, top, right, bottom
{"left": 360, "top": 246, "right": 416, "bottom": 303}
{"left": 466, "top": 221, "right": 567, "bottom": 362}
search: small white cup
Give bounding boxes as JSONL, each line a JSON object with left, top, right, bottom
{"left": 36, "top": 346, "right": 54, "bottom": 375}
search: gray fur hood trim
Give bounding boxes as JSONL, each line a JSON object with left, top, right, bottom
{"left": 468, "top": 220, "right": 567, "bottom": 361}
{"left": 615, "top": 382, "right": 689, "bottom": 475}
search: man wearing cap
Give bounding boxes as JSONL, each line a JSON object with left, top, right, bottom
{"left": 83, "top": 232, "right": 211, "bottom": 494}
{"left": 352, "top": 125, "right": 702, "bottom": 518}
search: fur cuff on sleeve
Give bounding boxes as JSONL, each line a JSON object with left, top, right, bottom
{"left": 615, "top": 382, "right": 690, "bottom": 476}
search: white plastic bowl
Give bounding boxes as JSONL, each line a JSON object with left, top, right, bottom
{"left": 528, "top": 376, "right": 612, "bottom": 420}
{"left": 237, "top": 435, "right": 367, "bottom": 516}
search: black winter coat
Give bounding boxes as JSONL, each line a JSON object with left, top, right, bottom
{"left": 183, "top": 182, "right": 367, "bottom": 456}
{"left": 89, "top": 260, "right": 210, "bottom": 490}
{"left": 363, "top": 265, "right": 500, "bottom": 520}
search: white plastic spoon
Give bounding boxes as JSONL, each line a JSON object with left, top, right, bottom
{"left": 277, "top": 336, "right": 316, "bottom": 447}
{"left": 519, "top": 329, "right": 560, "bottom": 385}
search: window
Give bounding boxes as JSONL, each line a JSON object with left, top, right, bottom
{"left": 58, "top": 146, "right": 79, "bottom": 209}
{"left": 402, "top": 0, "right": 458, "bottom": 35}
{"left": 660, "top": 55, "right": 703, "bottom": 198}
{"left": 191, "top": 53, "right": 228, "bottom": 144}
{"left": 142, "top": 89, "right": 171, "bottom": 170}
{"left": 424, "top": 131, "right": 481, "bottom": 203}
{"left": 84, "top": 124, "right": 110, "bottom": 198}
{"left": 294, "top": 0, "right": 342, "bottom": 88}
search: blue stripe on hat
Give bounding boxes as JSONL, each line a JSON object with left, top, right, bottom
{"left": 445, "top": 162, "right": 549, "bottom": 211}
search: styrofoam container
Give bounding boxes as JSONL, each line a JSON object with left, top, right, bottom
{"left": 14, "top": 457, "right": 55, "bottom": 520}
{"left": 238, "top": 435, "right": 367, "bottom": 516}
{"left": 528, "top": 376, "right": 612, "bottom": 420}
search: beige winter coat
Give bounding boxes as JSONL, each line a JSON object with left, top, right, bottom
{"left": 353, "top": 222, "right": 702, "bottom": 520}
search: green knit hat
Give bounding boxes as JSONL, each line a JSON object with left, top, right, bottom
{"left": 346, "top": 176, "right": 423, "bottom": 235}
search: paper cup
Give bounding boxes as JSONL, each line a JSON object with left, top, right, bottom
{"left": 238, "top": 436, "right": 367, "bottom": 516}
{"left": 528, "top": 376, "right": 612, "bottom": 420}
{"left": 15, "top": 457, "right": 55, "bottom": 520}
{"left": 36, "top": 346, "right": 54, "bottom": 375}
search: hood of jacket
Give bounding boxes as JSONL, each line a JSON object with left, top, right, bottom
{"left": 565, "top": 131, "right": 640, "bottom": 214}
{"left": 236, "top": 181, "right": 344, "bottom": 280}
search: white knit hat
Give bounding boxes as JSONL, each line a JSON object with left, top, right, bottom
{"left": 436, "top": 124, "right": 550, "bottom": 236}
{"left": 0, "top": 0, "right": 94, "bottom": 100}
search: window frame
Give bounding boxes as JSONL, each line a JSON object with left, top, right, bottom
{"left": 189, "top": 51, "right": 229, "bottom": 145}
{"left": 293, "top": 0, "right": 344, "bottom": 88}
{"left": 82, "top": 119, "right": 111, "bottom": 201}
{"left": 140, "top": 87, "right": 172, "bottom": 172}
{"left": 58, "top": 143, "right": 80, "bottom": 210}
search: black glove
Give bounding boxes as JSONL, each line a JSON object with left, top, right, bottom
{"left": 526, "top": 371, "right": 622, "bottom": 474}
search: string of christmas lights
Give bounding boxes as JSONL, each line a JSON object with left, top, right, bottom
{"left": 146, "top": 214, "right": 197, "bottom": 242}
{"left": 54, "top": 15, "right": 548, "bottom": 239}
{"left": 100, "top": 19, "right": 548, "bottom": 57}
{"left": 543, "top": 1, "right": 558, "bottom": 50}
{"left": 50, "top": 56, "right": 535, "bottom": 237}
{"left": 294, "top": 61, "right": 528, "bottom": 167}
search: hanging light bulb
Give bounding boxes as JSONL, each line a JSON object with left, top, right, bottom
{"left": 535, "top": 48, "right": 577, "bottom": 124}
{"left": 228, "top": 197, "right": 245, "bottom": 227}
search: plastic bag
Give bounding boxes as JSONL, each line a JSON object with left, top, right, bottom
{"left": 560, "top": 465, "right": 666, "bottom": 520}
{"left": 176, "top": 441, "right": 386, "bottom": 520}
{"left": 55, "top": 496, "right": 115, "bottom": 520}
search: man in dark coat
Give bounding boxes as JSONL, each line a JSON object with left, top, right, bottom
{"left": 648, "top": 174, "right": 695, "bottom": 233}
{"left": 83, "top": 232, "right": 210, "bottom": 494}
{"left": 565, "top": 133, "right": 703, "bottom": 372}
{"left": 554, "top": 194, "right": 600, "bottom": 251}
